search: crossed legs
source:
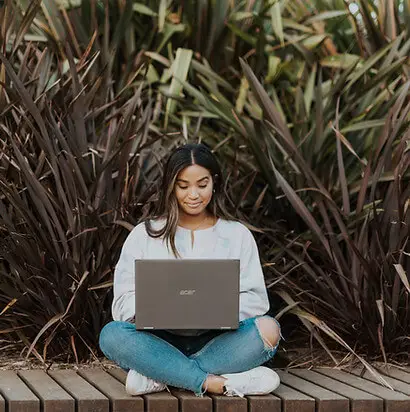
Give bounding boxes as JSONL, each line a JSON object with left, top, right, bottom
{"left": 99, "top": 315, "right": 281, "bottom": 395}
{"left": 200, "top": 316, "right": 281, "bottom": 393}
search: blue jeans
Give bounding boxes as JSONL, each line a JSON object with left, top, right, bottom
{"left": 99, "top": 315, "right": 280, "bottom": 396}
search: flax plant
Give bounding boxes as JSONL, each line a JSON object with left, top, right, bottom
{"left": 0, "top": 3, "right": 179, "bottom": 361}
{"left": 1, "top": 0, "right": 409, "bottom": 365}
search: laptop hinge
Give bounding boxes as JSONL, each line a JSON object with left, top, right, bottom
{"left": 143, "top": 327, "right": 154, "bottom": 329}
{"left": 220, "top": 327, "right": 232, "bottom": 329}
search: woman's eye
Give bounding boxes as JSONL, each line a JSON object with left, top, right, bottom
{"left": 177, "top": 184, "right": 208, "bottom": 189}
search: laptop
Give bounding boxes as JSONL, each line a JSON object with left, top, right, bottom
{"left": 134, "top": 259, "right": 240, "bottom": 330}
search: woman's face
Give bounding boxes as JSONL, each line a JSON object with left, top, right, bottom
{"left": 174, "top": 164, "right": 214, "bottom": 216}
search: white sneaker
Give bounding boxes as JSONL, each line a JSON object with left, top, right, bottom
{"left": 125, "top": 369, "right": 167, "bottom": 396}
{"left": 221, "top": 366, "right": 280, "bottom": 397}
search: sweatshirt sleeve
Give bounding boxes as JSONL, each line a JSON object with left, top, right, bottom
{"left": 111, "top": 223, "right": 145, "bottom": 322}
{"left": 239, "top": 225, "right": 270, "bottom": 320}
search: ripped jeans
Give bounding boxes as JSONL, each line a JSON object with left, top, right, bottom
{"left": 99, "top": 315, "right": 281, "bottom": 396}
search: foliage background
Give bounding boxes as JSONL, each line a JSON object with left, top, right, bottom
{"left": 0, "top": 0, "right": 409, "bottom": 366}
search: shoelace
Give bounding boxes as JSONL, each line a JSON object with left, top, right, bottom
{"left": 223, "top": 385, "right": 244, "bottom": 398}
{"left": 223, "top": 371, "right": 264, "bottom": 397}
{"left": 150, "top": 380, "right": 166, "bottom": 392}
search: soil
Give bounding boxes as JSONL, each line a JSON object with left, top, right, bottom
{"left": 0, "top": 352, "right": 119, "bottom": 371}
{"left": 0, "top": 342, "right": 408, "bottom": 371}
{"left": 0, "top": 343, "right": 119, "bottom": 371}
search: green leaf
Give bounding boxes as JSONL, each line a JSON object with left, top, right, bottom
{"left": 341, "top": 120, "right": 386, "bottom": 133}
{"left": 145, "top": 51, "right": 171, "bottom": 67}
{"left": 226, "top": 23, "right": 257, "bottom": 46}
{"left": 205, "top": 0, "right": 230, "bottom": 58}
{"left": 393, "top": 264, "right": 410, "bottom": 293}
{"left": 305, "top": 10, "right": 349, "bottom": 24}
{"left": 344, "top": 42, "right": 395, "bottom": 91}
{"left": 283, "top": 18, "right": 314, "bottom": 33}
{"left": 158, "top": 0, "right": 167, "bottom": 32}
{"left": 270, "top": 1, "right": 284, "bottom": 46}
{"left": 304, "top": 63, "right": 317, "bottom": 116}
{"left": 156, "top": 23, "right": 186, "bottom": 53}
{"left": 265, "top": 55, "right": 281, "bottom": 83}
{"left": 191, "top": 60, "right": 235, "bottom": 92}
{"left": 179, "top": 110, "right": 219, "bottom": 118}
{"left": 133, "top": 3, "right": 157, "bottom": 17}
{"left": 55, "top": 0, "right": 81, "bottom": 7}
{"left": 270, "top": 88, "right": 286, "bottom": 124}
{"left": 320, "top": 54, "right": 361, "bottom": 69}
{"left": 235, "top": 76, "right": 248, "bottom": 114}
{"left": 230, "top": 11, "right": 254, "bottom": 21}
{"left": 164, "top": 48, "right": 193, "bottom": 128}
{"left": 146, "top": 64, "right": 159, "bottom": 84}
{"left": 302, "top": 34, "right": 327, "bottom": 49}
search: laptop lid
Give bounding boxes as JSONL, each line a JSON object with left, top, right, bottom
{"left": 134, "top": 259, "right": 239, "bottom": 330}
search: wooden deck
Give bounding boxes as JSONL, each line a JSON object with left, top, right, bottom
{"left": 0, "top": 366, "right": 409, "bottom": 412}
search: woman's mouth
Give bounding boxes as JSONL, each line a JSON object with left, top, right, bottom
{"left": 186, "top": 202, "right": 202, "bottom": 208}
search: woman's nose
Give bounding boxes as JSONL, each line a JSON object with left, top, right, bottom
{"left": 188, "top": 188, "right": 199, "bottom": 198}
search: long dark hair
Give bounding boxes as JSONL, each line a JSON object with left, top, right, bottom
{"left": 143, "top": 143, "right": 235, "bottom": 257}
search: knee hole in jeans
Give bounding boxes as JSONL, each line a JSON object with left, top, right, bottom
{"left": 255, "top": 316, "right": 281, "bottom": 350}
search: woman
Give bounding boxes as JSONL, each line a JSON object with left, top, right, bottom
{"left": 99, "top": 143, "right": 282, "bottom": 397}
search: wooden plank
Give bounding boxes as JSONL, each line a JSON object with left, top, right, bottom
{"left": 108, "top": 368, "right": 178, "bottom": 412}
{"left": 0, "top": 388, "right": 4, "bottom": 412}
{"left": 143, "top": 392, "right": 178, "bottom": 412}
{"left": 48, "top": 370, "right": 108, "bottom": 412}
{"left": 107, "top": 368, "right": 128, "bottom": 384}
{"left": 247, "top": 394, "right": 281, "bottom": 412}
{"left": 110, "top": 368, "right": 278, "bottom": 411}
{"left": 376, "top": 366, "right": 410, "bottom": 384}
{"left": 209, "top": 394, "right": 247, "bottom": 412}
{"left": 170, "top": 388, "right": 212, "bottom": 412}
{"left": 316, "top": 368, "right": 410, "bottom": 412}
{"left": 290, "top": 369, "right": 383, "bottom": 412}
{"left": 109, "top": 367, "right": 277, "bottom": 411}
{"left": 0, "top": 371, "right": 39, "bottom": 412}
{"left": 276, "top": 370, "right": 348, "bottom": 412}
{"left": 18, "top": 370, "right": 74, "bottom": 412}
{"left": 78, "top": 369, "right": 144, "bottom": 412}
{"left": 349, "top": 367, "right": 410, "bottom": 396}
{"left": 272, "top": 383, "right": 315, "bottom": 412}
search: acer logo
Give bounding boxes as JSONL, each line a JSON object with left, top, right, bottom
{"left": 180, "top": 289, "right": 196, "bottom": 295}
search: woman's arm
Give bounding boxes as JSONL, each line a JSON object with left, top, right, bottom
{"left": 112, "top": 223, "right": 145, "bottom": 322}
{"left": 238, "top": 226, "right": 270, "bottom": 320}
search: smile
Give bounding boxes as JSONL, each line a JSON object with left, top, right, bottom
{"left": 186, "top": 202, "right": 202, "bottom": 208}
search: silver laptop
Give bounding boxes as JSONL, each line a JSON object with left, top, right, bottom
{"left": 134, "top": 259, "right": 239, "bottom": 330}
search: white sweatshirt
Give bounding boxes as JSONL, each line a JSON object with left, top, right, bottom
{"left": 112, "top": 218, "right": 270, "bottom": 334}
